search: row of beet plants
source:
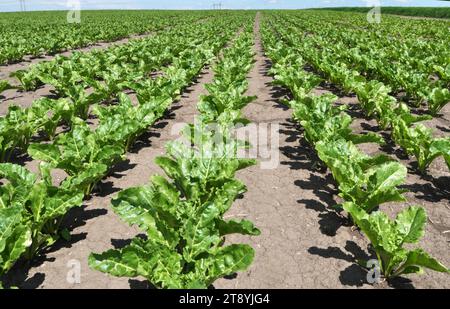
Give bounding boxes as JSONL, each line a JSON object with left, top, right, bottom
{"left": 0, "top": 19, "right": 224, "bottom": 162}
{"left": 268, "top": 15, "right": 450, "bottom": 175}
{"left": 261, "top": 22, "right": 449, "bottom": 282}
{"left": 88, "top": 22, "right": 261, "bottom": 289}
{"left": 0, "top": 18, "right": 243, "bottom": 288}
{"left": 279, "top": 11, "right": 450, "bottom": 115}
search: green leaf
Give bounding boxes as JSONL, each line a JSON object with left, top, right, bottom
{"left": 111, "top": 185, "right": 177, "bottom": 246}
{"left": 0, "top": 81, "right": 13, "bottom": 94}
{"left": 395, "top": 206, "right": 427, "bottom": 244}
{"left": 28, "top": 143, "right": 61, "bottom": 166}
{"left": 399, "top": 249, "right": 449, "bottom": 275}
{"left": 0, "top": 206, "right": 32, "bottom": 274}
{"left": 182, "top": 202, "right": 221, "bottom": 262}
{"left": 217, "top": 219, "right": 261, "bottom": 236}
{"left": 430, "top": 138, "right": 450, "bottom": 170}
{"left": 203, "top": 244, "right": 255, "bottom": 281}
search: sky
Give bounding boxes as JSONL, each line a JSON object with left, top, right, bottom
{"left": 0, "top": 0, "right": 449, "bottom": 12}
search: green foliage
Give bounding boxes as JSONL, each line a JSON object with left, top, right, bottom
{"left": 344, "top": 203, "right": 449, "bottom": 278}
{"left": 1, "top": 13, "right": 254, "bottom": 288}
{"left": 93, "top": 93, "right": 170, "bottom": 152}
{"left": 427, "top": 88, "right": 450, "bottom": 116}
{"left": 0, "top": 81, "right": 13, "bottom": 94}
{"left": 89, "top": 27, "right": 259, "bottom": 289}
{"left": 261, "top": 12, "right": 449, "bottom": 283}
{"left": 198, "top": 32, "right": 256, "bottom": 127}
{"left": 392, "top": 120, "right": 449, "bottom": 172}
{"left": 292, "top": 94, "right": 383, "bottom": 145}
{"left": 0, "top": 163, "right": 83, "bottom": 275}
{"left": 90, "top": 123, "right": 259, "bottom": 288}
{"left": 28, "top": 118, "right": 124, "bottom": 196}
{"left": 316, "top": 140, "right": 407, "bottom": 213}
{"left": 317, "top": 7, "right": 450, "bottom": 19}
{"left": 0, "top": 11, "right": 205, "bottom": 65}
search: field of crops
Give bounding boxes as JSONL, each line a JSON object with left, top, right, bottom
{"left": 319, "top": 6, "right": 450, "bottom": 19}
{"left": 0, "top": 10, "right": 449, "bottom": 289}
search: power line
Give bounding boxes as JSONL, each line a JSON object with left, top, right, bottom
{"left": 212, "top": 3, "right": 222, "bottom": 10}
{"left": 18, "top": 0, "right": 26, "bottom": 12}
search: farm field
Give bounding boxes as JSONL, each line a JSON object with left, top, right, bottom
{"left": 0, "top": 10, "right": 449, "bottom": 289}
{"left": 0, "top": 10, "right": 211, "bottom": 65}
{"left": 319, "top": 6, "right": 450, "bottom": 19}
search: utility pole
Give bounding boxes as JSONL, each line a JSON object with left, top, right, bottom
{"left": 19, "top": 0, "right": 26, "bottom": 12}
{"left": 212, "top": 3, "right": 222, "bottom": 10}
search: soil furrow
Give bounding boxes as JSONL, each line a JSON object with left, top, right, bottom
{"left": 0, "top": 33, "right": 156, "bottom": 115}
{"left": 216, "top": 12, "right": 369, "bottom": 289}
{"left": 0, "top": 32, "right": 153, "bottom": 83}
{"left": 214, "top": 12, "right": 450, "bottom": 289}
{"left": 4, "top": 64, "right": 212, "bottom": 289}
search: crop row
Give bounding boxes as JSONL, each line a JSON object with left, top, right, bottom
{"left": 277, "top": 11, "right": 450, "bottom": 114}
{"left": 0, "top": 14, "right": 252, "bottom": 288}
{"left": 88, "top": 21, "right": 260, "bottom": 288}
{"left": 261, "top": 17, "right": 449, "bottom": 281}
{"left": 0, "top": 18, "right": 229, "bottom": 162}
{"left": 0, "top": 11, "right": 211, "bottom": 65}
{"left": 266, "top": 12, "right": 450, "bottom": 174}
{"left": 318, "top": 7, "right": 450, "bottom": 20}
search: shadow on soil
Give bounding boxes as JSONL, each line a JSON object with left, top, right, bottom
{"left": 436, "top": 125, "right": 450, "bottom": 133}
{"left": 298, "top": 199, "right": 347, "bottom": 237}
{"left": 109, "top": 235, "right": 159, "bottom": 289}
{"left": 267, "top": 65, "right": 346, "bottom": 238}
{"left": 308, "top": 241, "right": 415, "bottom": 289}
{"left": 9, "top": 150, "right": 33, "bottom": 166}
{"left": 94, "top": 159, "right": 138, "bottom": 197}
{"left": 2, "top": 202, "right": 106, "bottom": 289}
{"left": 277, "top": 119, "right": 345, "bottom": 237}
{"left": 400, "top": 176, "right": 450, "bottom": 203}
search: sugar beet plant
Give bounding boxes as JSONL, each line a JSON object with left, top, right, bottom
{"left": 0, "top": 14, "right": 250, "bottom": 288}
{"left": 344, "top": 203, "right": 448, "bottom": 279}
{"left": 198, "top": 30, "right": 256, "bottom": 127}
{"left": 267, "top": 12, "right": 450, "bottom": 174}
{"left": 261, "top": 19, "right": 449, "bottom": 281}
{"left": 0, "top": 19, "right": 225, "bottom": 163}
{"left": 0, "top": 11, "right": 206, "bottom": 65}
{"left": 26, "top": 30, "right": 229, "bottom": 197}
{"left": 282, "top": 11, "right": 450, "bottom": 115}
{"left": 89, "top": 24, "right": 260, "bottom": 288}
{"left": 11, "top": 17, "right": 221, "bottom": 93}
{"left": 89, "top": 124, "right": 259, "bottom": 288}
{"left": 0, "top": 163, "right": 84, "bottom": 287}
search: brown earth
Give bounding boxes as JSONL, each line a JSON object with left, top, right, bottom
{"left": 0, "top": 32, "right": 152, "bottom": 83}
{"left": 216, "top": 13, "right": 449, "bottom": 289}
{"left": 0, "top": 33, "right": 153, "bottom": 115}
{"left": 2, "top": 13, "right": 449, "bottom": 289}
{"left": 4, "top": 58, "right": 211, "bottom": 290}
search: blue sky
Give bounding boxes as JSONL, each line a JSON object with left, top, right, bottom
{"left": 0, "top": 0, "right": 449, "bottom": 12}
